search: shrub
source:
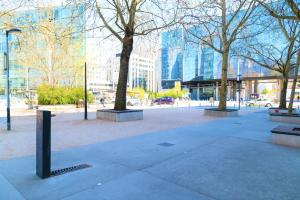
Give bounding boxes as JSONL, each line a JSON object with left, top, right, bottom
{"left": 128, "top": 87, "right": 146, "bottom": 100}
{"left": 0, "top": 87, "right": 5, "bottom": 95}
{"left": 37, "top": 84, "right": 94, "bottom": 105}
{"left": 151, "top": 88, "right": 186, "bottom": 99}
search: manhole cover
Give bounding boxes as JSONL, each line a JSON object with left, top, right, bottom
{"left": 51, "top": 164, "right": 91, "bottom": 177}
{"left": 158, "top": 142, "right": 175, "bottom": 147}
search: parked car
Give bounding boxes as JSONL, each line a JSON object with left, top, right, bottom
{"left": 127, "top": 98, "right": 141, "bottom": 106}
{"left": 151, "top": 97, "right": 175, "bottom": 105}
{"left": 245, "top": 98, "right": 273, "bottom": 107}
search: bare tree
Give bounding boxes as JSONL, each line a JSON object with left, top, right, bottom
{"left": 247, "top": 0, "right": 300, "bottom": 111}
{"left": 0, "top": 0, "right": 24, "bottom": 29}
{"left": 14, "top": 6, "right": 85, "bottom": 88}
{"left": 288, "top": 49, "right": 300, "bottom": 114}
{"left": 181, "top": 0, "right": 258, "bottom": 110}
{"left": 236, "top": 15, "right": 300, "bottom": 109}
{"left": 18, "top": 20, "right": 84, "bottom": 86}
{"left": 82, "top": 0, "right": 179, "bottom": 110}
{"left": 0, "top": 0, "right": 26, "bottom": 91}
{"left": 258, "top": 0, "right": 300, "bottom": 21}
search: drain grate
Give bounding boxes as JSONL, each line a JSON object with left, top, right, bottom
{"left": 233, "top": 122, "right": 241, "bottom": 125}
{"left": 158, "top": 142, "right": 175, "bottom": 147}
{"left": 51, "top": 164, "right": 91, "bottom": 177}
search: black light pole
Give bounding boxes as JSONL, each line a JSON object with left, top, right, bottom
{"left": 84, "top": 62, "right": 88, "bottom": 120}
{"left": 237, "top": 74, "right": 242, "bottom": 110}
{"left": 5, "top": 28, "right": 21, "bottom": 131}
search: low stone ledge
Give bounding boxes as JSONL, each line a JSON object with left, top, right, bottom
{"left": 271, "top": 126, "right": 300, "bottom": 148}
{"left": 269, "top": 108, "right": 297, "bottom": 115}
{"left": 97, "top": 109, "right": 143, "bottom": 122}
{"left": 204, "top": 108, "right": 238, "bottom": 117}
{"left": 270, "top": 113, "right": 300, "bottom": 124}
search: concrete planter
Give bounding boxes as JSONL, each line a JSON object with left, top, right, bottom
{"left": 97, "top": 109, "right": 143, "bottom": 122}
{"left": 269, "top": 108, "right": 297, "bottom": 115}
{"left": 270, "top": 113, "right": 300, "bottom": 124}
{"left": 204, "top": 108, "right": 238, "bottom": 117}
{"left": 271, "top": 126, "right": 300, "bottom": 148}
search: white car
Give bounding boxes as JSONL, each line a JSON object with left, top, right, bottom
{"left": 245, "top": 98, "right": 273, "bottom": 107}
{"left": 127, "top": 98, "right": 141, "bottom": 106}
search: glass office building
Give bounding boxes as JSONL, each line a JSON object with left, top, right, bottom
{"left": 161, "top": 29, "right": 183, "bottom": 89}
{"left": 0, "top": 5, "right": 85, "bottom": 97}
{"left": 161, "top": 10, "right": 297, "bottom": 100}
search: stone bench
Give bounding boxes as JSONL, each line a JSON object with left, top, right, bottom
{"left": 271, "top": 126, "right": 300, "bottom": 148}
{"left": 270, "top": 113, "right": 300, "bottom": 124}
{"left": 268, "top": 108, "right": 297, "bottom": 115}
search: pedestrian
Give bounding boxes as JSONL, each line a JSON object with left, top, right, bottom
{"left": 100, "top": 97, "right": 105, "bottom": 107}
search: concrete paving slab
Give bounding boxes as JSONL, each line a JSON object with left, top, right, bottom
{"left": 1, "top": 108, "right": 300, "bottom": 200}
{"left": 63, "top": 171, "right": 214, "bottom": 200}
{"left": 0, "top": 153, "right": 134, "bottom": 200}
{"left": 145, "top": 137, "right": 300, "bottom": 200}
{"left": 0, "top": 174, "right": 25, "bottom": 200}
{"left": 0, "top": 108, "right": 217, "bottom": 160}
{"left": 72, "top": 123, "right": 227, "bottom": 170}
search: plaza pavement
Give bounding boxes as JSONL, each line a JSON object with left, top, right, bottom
{"left": 0, "top": 107, "right": 300, "bottom": 200}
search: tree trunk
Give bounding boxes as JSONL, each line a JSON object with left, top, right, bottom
{"left": 218, "top": 49, "right": 229, "bottom": 110}
{"left": 114, "top": 35, "right": 133, "bottom": 111}
{"left": 288, "top": 50, "right": 300, "bottom": 115}
{"left": 279, "top": 76, "right": 288, "bottom": 109}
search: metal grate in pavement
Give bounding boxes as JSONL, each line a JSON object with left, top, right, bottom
{"left": 158, "top": 142, "right": 175, "bottom": 147}
{"left": 51, "top": 164, "right": 91, "bottom": 177}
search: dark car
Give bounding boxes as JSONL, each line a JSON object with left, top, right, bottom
{"left": 152, "top": 97, "right": 175, "bottom": 105}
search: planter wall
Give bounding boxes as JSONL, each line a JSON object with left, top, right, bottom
{"left": 97, "top": 109, "right": 143, "bottom": 122}
{"left": 271, "top": 126, "right": 300, "bottom": 148}
{"left": 269, "top": 108, "right": 298, "bottom": 115}
{"left": 204, "top": 108, "right": 238, "bottom": 117}
{"left": 270, "top": 114, "right": 300, "bottom": 124}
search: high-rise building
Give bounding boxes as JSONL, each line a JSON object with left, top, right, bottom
{"left": 115, "top": 52, "right": 157, "bottom": 92}
{"left": 161, "top": 18, "right": 299, "bottom": 101}
{"left": 0, "top": 4, "right": 85, "bottom": 96}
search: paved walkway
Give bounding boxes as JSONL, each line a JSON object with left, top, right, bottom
{"left": 0, "top": 108, "right": 300, "bottom": 200}
{"left": 0, "top": 107, "right": 224, "bottom": 160}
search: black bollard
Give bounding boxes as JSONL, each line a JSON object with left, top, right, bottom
{"left": 36, "top": 110, "right": 51, "bottom": 179}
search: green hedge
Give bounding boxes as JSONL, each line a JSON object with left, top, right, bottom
{"left": 37, "top": 85, "right": 94, "bottom": 105}
{"left": 149, "top": 88, "right": 186, "bottom": 99}
{"left": 0, "top": 88, "right": 4, "bottom": 95}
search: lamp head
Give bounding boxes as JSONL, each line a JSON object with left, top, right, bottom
{"left": 6, "top": 28, "right": 22, "bottom": 36}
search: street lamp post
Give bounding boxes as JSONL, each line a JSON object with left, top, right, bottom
{"left": 237, "top": 75, "right": 242, "bottom": 110}
{"left": 6, "top": 28, "right": 21, "bottom": 131}
{"left": 84, "top": 62, "right": 88, "bottom": 120}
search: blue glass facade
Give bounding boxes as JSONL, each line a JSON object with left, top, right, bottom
{"left": 160, "top": 5, "right": 299, "bottom": 100}
{"left": 161, "top": 29, "right": 183, "bottom": 88}
{"left": 161, "top": 28, "right": 275, "bottom": 84}
{"left": 0, "top": 5, "right": 85, "bottom": 93}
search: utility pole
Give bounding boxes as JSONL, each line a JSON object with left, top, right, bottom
{"left": 84, "top": 62, "right": 88, "bottom": 120}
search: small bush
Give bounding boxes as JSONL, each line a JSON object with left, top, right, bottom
{"left": 37, "top": 84, "right": 94, "bottom": 105}
{"left": 150, "top": 88, "right": 186, "bottom": 99}
{"left": 128, "top": 87, "right": 146, "bottom": 100}
{"left": 0, "top": 88, "right": 5, "bottom": 95}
